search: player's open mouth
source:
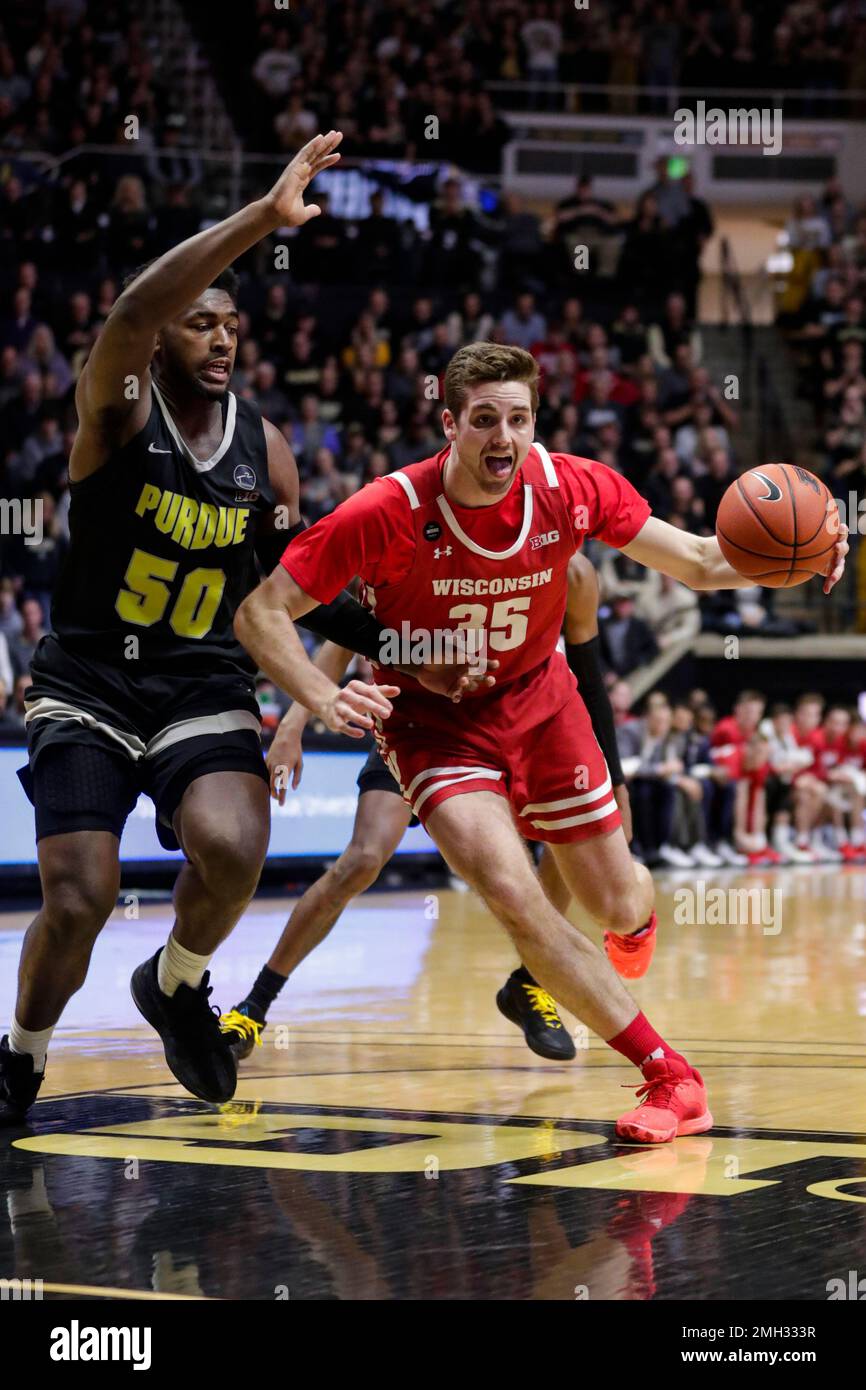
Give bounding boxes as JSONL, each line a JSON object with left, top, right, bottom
{"left": 201, "top": 360, "right": 231, "bottom": 382}
{"left": 484, "top": 454, "right": 512, "bottom": 479}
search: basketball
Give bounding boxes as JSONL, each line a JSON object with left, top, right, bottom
{"left": 715, "top": 463, "right": 840, "bottom": 588}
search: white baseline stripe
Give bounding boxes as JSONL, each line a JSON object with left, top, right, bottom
{"left": 519, "top": 773, "right": 612, "bottom": 816}
{"left": 530, "top": 796, "right": 619, "bottom": 830}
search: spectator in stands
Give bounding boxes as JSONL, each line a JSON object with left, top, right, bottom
{"left": 500, "top": 291, "right": 547, "bottom": 352}
{"left": 648, "top": 292, "right": 703, "bottom": 368}
{"left": 617, "top": 192, "right": 670, "bottom": 304}
{"left": 618, "top": 692, "right": 690, "bottom": 866}
{"left": 764, "top": 701, "right": 822, "bottom": 862}
{"left": 8, "top": 596, "right": 46, "bottom": 674}
{"left": 636, "top": 570, "right": 700, "bottom": 650}
{"left": 600, "top": 594, "right": 658, "bottom": 677}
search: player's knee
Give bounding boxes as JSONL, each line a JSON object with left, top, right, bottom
{"left": 41, "top": 870, "right": 116, "bottom": 941}
{"left": 595, "top": 894, "right": 642, "bottom": 935}
{"left": 482, "top": 873, "right": 539, "bottom": 932}
{"left": 187, "top": 831, "right": 264, "bottom": 903}
{"left": 333, "top": 842, "right": 386, "bottom": 894}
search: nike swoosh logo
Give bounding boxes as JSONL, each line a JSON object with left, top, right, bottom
{"left": 753, "top": 470, "right": 782, "bottom": 502}
{"left": 148, "top": 442, "right": 172, "bottom": 454}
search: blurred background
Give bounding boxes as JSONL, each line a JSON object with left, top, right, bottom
{"left": 2, "top": 0, "right": 866, "bottom": 880}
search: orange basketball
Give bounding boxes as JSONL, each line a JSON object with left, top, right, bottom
{"left": 715, "top": 463, "right": 839, "bottom": 588}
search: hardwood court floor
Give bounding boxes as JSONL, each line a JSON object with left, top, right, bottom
{"left": 1, "top": 865, "right": 865, "bottom": 1301}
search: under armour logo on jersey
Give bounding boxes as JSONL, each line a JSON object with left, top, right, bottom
{"left": 148, "top": 442, "right": 172, "bottom": 454}
{"left": 434, "top": 545, "right": 453, "bottom": 559}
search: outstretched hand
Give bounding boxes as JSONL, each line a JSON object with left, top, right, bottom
{"left": 265, "top": 131, "right": 343, "bottom": 228}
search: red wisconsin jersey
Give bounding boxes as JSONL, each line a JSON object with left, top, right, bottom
{"left": 368, "top": 443, "right": 579, "bottom": 700}
{"left": 282, "top": 441, "right": 650, "bottom": 719}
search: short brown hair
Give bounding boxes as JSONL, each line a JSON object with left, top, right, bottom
{"left": 444, "top": 341, "right": 539, "bottom": 419}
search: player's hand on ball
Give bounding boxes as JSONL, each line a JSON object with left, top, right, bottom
{"left": 320, "top": 679, "right": 400, "bottom": 737}
{"left": 824, "top": 520, "right": 848, "bottom": 595}
{"left": 267, "top": 717, "right": 306, "bottom": 804}
{"left": 265, "top": 131, "right": 342, "bottom": 227}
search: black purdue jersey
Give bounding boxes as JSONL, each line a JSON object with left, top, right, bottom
{"left": 51, "top": 383, "right": 276, "bottom": 676}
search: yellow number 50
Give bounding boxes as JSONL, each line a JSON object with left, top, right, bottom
{"left": 116, "top": 548, "right": 226, "bottom": 640}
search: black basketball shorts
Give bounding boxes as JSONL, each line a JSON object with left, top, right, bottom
{"left": 356, "top": 745, "right": 419, "bottom": 829}
{"left": 19, "top": 638, "right": 268, "bottom": 852}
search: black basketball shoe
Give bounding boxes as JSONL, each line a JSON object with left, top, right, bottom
{"left": 496, "top": 968, "right": 577, "bottom": 1061}
{"left": 130, "top": 949, "right": 237, "bottom": 1103}
{"left": 0, "top": 1035, "right": 45, "bottom": 1126}
{"left": 219, "top": 1000, "right": 266, "bottom": 1062}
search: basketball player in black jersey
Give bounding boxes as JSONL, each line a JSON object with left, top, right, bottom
{"left": 0, "top": 132, "right": 488, "bottom": 1124}
{"left": 222, "top": 551, "right": 646, "bottom": 1064}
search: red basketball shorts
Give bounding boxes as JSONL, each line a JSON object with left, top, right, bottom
{"left": 377, "top": 681, "right": 621, "bottom": 845}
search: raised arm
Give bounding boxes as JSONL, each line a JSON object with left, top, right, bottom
{"left": 72, "top": 132, "right": 343, "bottom": 478}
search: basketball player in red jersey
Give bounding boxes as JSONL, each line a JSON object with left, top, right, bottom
{"left": 221, "top": 549, "right": 647, "bottom": 1066}
{"left": 234, "top": 343, "right": 848, "bottom": 1143}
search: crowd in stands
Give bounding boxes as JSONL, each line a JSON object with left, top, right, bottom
{"left": 609, "top": 683, "right": 866, "bottom": 869}
{"left": 2, "top": 1, "right": 866, "bottom": 863}
{"left": 780, "top": 182, "right": 866, "bottom": 508}
{"left": 234, "top": 0, "right": 866, "bottom": 154}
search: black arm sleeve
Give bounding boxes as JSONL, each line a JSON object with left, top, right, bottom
{"left": 256, "top": 519, "right": 387, "bottom": 662}
{"left": 565, "top": 636, "right": 624, "bottom": 785}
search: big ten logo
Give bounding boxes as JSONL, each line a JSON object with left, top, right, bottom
{"left": 573, "top": 763, "right": 589, "bottom": 790}
{"left": 424, "top": 894, "right": 440, "bottom": 920}
{"left": 0, "top": 1278, "right": 43, "bottom": 1301}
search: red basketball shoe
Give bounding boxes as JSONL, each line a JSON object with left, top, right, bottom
{"left": 604, "top": 912, "right": 657, "bottom": 980}
{"left": 615, "top": 1057, "right": 713, "bottom": 1144}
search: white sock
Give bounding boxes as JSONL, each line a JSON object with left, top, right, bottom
{"left": 157, "top": 934, "right": 212, "bottom": 998}
{"left": 9, "top": 1016, "right": 52, "bottom": 1073}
